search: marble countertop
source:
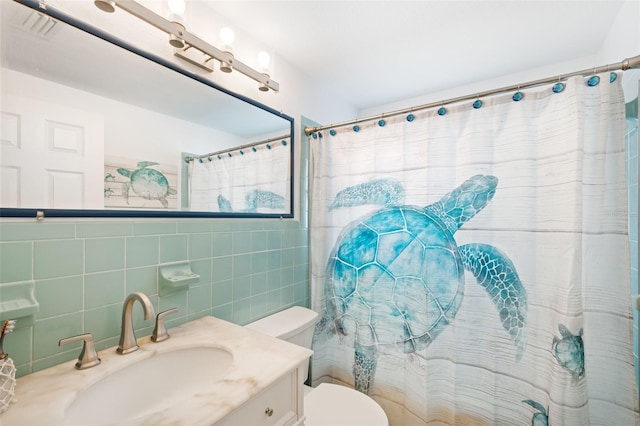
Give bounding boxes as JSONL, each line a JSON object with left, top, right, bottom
{"left": 0, "top": 316, "right": 312, "bottom": 425}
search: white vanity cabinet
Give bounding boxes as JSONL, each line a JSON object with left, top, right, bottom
{"left": 216, "top": 365, "right": 306, "bottom": 426}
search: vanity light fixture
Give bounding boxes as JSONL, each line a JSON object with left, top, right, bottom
{"left": 166, "top": 0, "right": 186, "bottom": 48}
{"left": 257, "top": 51, "right": 271, "bottom": 92}
{"left": 168, "top": 22, "right": 185, "bottom": 48}
{"left": 93, "top": 0, "right": 279, "bottom": 92}
{"left": 219, "top": 27, "right": 234, "bottom": 73}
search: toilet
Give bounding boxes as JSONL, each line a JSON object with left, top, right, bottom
{"left": 246, "top": 306, "right": 388, "bottom": 426}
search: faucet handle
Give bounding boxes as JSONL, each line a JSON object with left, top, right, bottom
{"left": 151, "top": 308, "right": 178, "bottom": 343}
{"left": 59, "top": 333, "right": 101, "bottom": 370}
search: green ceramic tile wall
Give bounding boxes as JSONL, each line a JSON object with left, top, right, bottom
{"left": 0, "top": 218, "right": 309, "bottom": 378}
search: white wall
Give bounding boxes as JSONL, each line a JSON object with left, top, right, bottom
{"left": 598, "top": 0, "right": 640, "bottom": 103}
{"left": 361, "top": 0, "right": 639, "bottom": 118}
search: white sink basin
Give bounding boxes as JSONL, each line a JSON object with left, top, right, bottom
{"left": 64, "top": 347, "right": 233, "bottom": 425}
{"left": 4, "top": 317, "right": 313, "bottom": 426}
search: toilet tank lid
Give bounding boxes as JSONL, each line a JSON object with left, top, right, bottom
{"left": 246, "top": 306, "right": 319, "bottom": 340}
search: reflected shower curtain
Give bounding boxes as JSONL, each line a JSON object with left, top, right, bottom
{"left": 188, "top": 138, "right": 290, "bottom": 213}
{"left": 309, "top": 74, "right": 639, "bottom": 425}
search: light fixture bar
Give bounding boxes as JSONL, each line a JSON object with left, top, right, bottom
{"left": 173, "top": 46, "right": 214, "bottom": 73}
{"left": 110, "top": 0, "right": 279, "bottom": 92}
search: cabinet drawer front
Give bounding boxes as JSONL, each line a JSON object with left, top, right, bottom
{"left": 216, "top": 373, "right": 296, "bottom": 426}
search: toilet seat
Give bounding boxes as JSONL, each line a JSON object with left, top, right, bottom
{"left": 303, "top": 383, "right": 388, "bottom": 426}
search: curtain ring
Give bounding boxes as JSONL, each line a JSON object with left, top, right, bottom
{"left": 437, "top": 101, "right": 447, "bottom": 116}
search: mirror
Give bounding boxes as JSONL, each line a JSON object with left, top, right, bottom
{"left": 0, "top": 0, "right": 294, "bottom": 218}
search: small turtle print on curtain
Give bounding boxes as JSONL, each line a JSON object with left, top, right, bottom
{"left": 315, "top": 174, "right": 528, "bottom": 394}
{"left": 552, "top": 324, "right": 585, "bottom": 381}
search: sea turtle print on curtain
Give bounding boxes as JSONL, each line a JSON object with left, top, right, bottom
{"left": 522, "top": 399, "right": 549, "bottom": 426}
{"left": 217, "top": 189, "right": 286, "bottom": 213}
{"left": 315, "top": 174, "right": 528, "bottom": 394}
{"left": 552, "top": 324, "right": 585, "bottom": 382}
{"left": 310, "top": 74, "right": 637, "bottom": 425}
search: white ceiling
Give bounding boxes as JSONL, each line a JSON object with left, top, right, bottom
{"left": 206, "top": 1, "right": 626, "bottom": 111}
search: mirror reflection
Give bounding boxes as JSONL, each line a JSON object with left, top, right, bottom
{"left": 0, "top": 0, "right": 294, "bottom": 217}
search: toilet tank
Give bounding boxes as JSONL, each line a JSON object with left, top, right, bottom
{"left": 245, "top": 306, "right": 320, "bottom": 349}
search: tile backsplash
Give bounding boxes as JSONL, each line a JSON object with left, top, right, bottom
{"left": 0, "top": 218, "right": 309, "bottom": 378}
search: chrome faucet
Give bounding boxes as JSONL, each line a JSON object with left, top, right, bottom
{"left": 116, "top": 292, "right": 155, "bottom": 354}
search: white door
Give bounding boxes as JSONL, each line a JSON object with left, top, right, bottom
{"left": 0, "top": 94, "right": 104, "bottom": 209}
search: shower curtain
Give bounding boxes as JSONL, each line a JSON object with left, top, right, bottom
{"left": 188, "top": 138, "right": 290, "bottom": 213}
{"left": 309, "top": 73, "right": 639, "bottom": 425}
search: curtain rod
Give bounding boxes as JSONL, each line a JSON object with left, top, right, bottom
{"left": 304, "top": 54, "right": 640, "bottom": 136}
{"left": 184, "top": 133, "right": 290, "bottom": 163}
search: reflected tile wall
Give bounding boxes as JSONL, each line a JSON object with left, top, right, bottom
{"left": 0, "top": 218, "right": 309, "bottom": 378}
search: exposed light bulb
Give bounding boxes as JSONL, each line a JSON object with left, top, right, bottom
{"left": 257, "top": 51, "right": 270, "bottom": 73}
{"left": 218, "top": 27, "right": 235, "bottom": 72}
{"left": 167, "top": 0, "right": 186, "bottom": 28}
{"left": 167, "top": 0, "right": 186, "bottom": 15}
{"left": 257, "top": 51, "right": 271, "bottom": 91}
{"left": 219, "top": 27, "right": 235, "bottom": 50}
